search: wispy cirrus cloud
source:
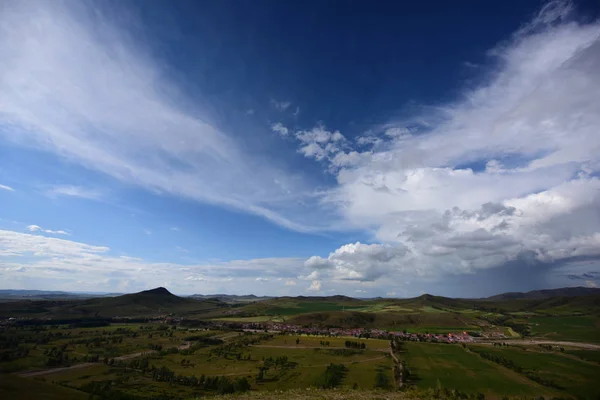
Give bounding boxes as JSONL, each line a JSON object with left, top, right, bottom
{"left": 44, "top": 185, "right": 104, "bottom": 200}
{"left": 0, "top": 1, "right": 319, "bottom": 232}
{"left": 26, "top": 224, "right": 69, "bottom": 236}
{"left": 0, "top": 184, "right": 15, "bottom": 192}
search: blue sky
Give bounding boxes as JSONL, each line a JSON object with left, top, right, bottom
{"left": 1, "top": 0, "right": 600, "bottom": 297}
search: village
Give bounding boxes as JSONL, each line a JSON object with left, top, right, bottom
{"left": 213, "top": 321, "right": 492, "bottom": 344}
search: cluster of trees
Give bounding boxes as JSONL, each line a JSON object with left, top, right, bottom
{"left": 263, "top": 355, "right": 293, "bottom": 369}
{"left": 80, "top": 380, "right": 151, "bottom": 400}
{"left": 391, "top": 338, "right": 405, "bottom": 352}
{"left": 431, "top": 387, "right": 486, "bottom": 400}
{"left": 44, "top": 344, "right": 71, "bottom": 366}
{"left": 210, "top": 334, "right": 273, "bottom": 359}
{"left": 474, "top": 351, "right": 562, "bottom": 390}
{"left": 183, "top": 335, "right": 223, "bottom": 345}
{"left": 319, "top": 340, "right": 330, "bottom": 346}
{"left": 315, "top": 363, "right": 348, "bottom": 388}
{"left": 255, "top": 355, "right": 295, "bottom": 382}
{"left": 374, "top": 368, "right": 391, "bottom": 389}
{"left": 327, "top": 349, "right": 361, "bottom": 357}
{"left": 149, "top": 365, "right": 250, "bottom": 394}
{"left": 344, "top": 340, "right": 366, "bottom": 349}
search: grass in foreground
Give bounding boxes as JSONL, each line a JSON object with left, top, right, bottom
{"left": 403, "top": 343, "right": 561, "bottom": 398}
{"left": 469, "top": 344, "right": 600, "bottom": 399}
{"left": 0, "top": 374, "right": 88, "bottom": 400}
{"left": 194, "top": 387, "right": 555, "bottom": 400}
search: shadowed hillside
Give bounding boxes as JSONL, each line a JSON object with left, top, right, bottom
{"left": 486, "top": 287, "right": 600, "bottom": 301}
{"left": 0, "top": 287, "right": 228, "bottom": 319}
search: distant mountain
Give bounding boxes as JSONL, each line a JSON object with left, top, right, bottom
{"left": 486, "top": 287, "right": 600, "bottom": 301}
{"left": 0, "top": 287, "right": 228, "bottom": 318}
{"left": 0, "top": 289, "right": 119, "bottom": 301}
{"left": 72, "top": 287, "right": 223, "bottom": 317}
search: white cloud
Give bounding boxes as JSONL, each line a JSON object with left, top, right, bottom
{"left": 0, "top": 228, "right": 306, "bottom": 294}
{"left": 26, "top": 224, "right": 69, "bottom": 236}
{"left": 386, "top": 291, "right": 397, "bottom": 297}
{"left": 295, "top": 125, "right": 346, "bottom": 161}
{"left": 0, "top": 184, "right": 14, "bottom": 192}
{"left": 307, "top": 280, "right": 322, "bottom": 292}
{"left": 300, "top": 2, "right": 600, "bottom": 284}
{"left": 144, "top": 229, "right": 152, "bottom": 235}
{"left": 45, "top": 185, "right": 104, "bottom": 200}
{"left": 170, "top": 227, "right": 180, "bottom": 231}
{"left": 271, "top": 122, "right": 289, "bottom": 136}
{"left": 0, "top": 1, "right": 317, "bottom": 232}
{"left": 293, "top": 106, "right": 300, "bottom": 117}
{"left": 384, "top": 127, "right": 410, "bottom": 138}
{"left": 284, "top": 279, "right": 296, "bottom": 286}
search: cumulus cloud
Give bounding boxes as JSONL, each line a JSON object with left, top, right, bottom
{"left": 0, "top": 1, "right": 317, "bottom": 232}
{"left": 295, "top": 125, "right": 346, "bottom": 161}
{"left": 26, "top": 224, "right": 69, "bottom": 236}
{"left": 0, "top": 229, "right": 305, "bottom": 294}
{"left": 0, "top": 184, "right": 14, "bottom": 192}
{"left": 299, "top": 1, "right": 600, "bottom": 286}
{"left": 271, "top": 122, "right": 289, "bottom": 136}
{"left": 307, "top": 280, "right": 322, "bottom": 292}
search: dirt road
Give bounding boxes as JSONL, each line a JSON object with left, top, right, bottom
{"left": 477, "top": 339, "right": 600, "bottom": 350}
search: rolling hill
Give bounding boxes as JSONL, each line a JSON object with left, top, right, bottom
{"left": 0, "top": 287, "right": 228, "bottom": 319}
{"left": 486, "top": 286, "right": 600, "bottom": 301}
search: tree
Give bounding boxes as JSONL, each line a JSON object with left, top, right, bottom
{"left": 374, "top": 370, "right": 390, "bottom": 389}
{"left": 296, "top": 338, "right": 300, "bottom": 345}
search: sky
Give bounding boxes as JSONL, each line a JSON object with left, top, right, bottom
{"left": 1, "top": 0, "right": 600, "bottom": 298}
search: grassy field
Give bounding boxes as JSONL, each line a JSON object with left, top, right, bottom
{"left": 565, "top": 349, "right": 600, "bottom": 363}
{"left": 40, "top": 339, "right": 393, "bottom": 396}
{"left": 469, "top": 344, "right": 600, "bottom": 399}
{"left": 262, "top": 335, "right": 391, "bottom": 350}
{"left": 0, "top": 374, "right": 88, "bottom": 400}
{"left": 0, "top": 323, "right": 200, "bottom": 373}
{"left": 528, "top": 315, "right": 600, "bottom": 342}
{"left": 402, "top": 343, "right": 561, "bottom": 398}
